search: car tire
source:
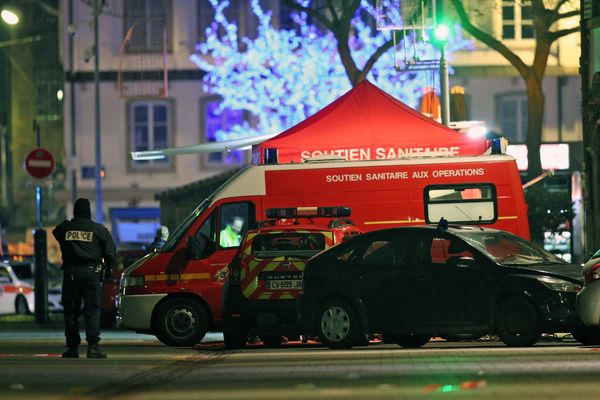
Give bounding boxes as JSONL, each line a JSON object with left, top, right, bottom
{"left": 154, "top": 297, "right": 208, "bottom": 347}
{"left": 395, "top": 334, "right": 431, "bottom": 348}
{"left": 495, "top": 296, "right": 541, "bottom": 347}
{"left": 317, "top": 299, "right": 361, "bottom": 349}
{"left": 571, "top": 326, "right": 600, "bottom": 345}
{"left": 261, "top": 335, "right": 282, "bottom": 348}
{"left": 15, "top": 295, "right": 30, "bottom": 315}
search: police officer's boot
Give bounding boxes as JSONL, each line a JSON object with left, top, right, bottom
{"left": 87, "top": 344, "right": 107, "bottom": 359}
{"left": 61, "top": 347, "right": 79, "bottom": 358}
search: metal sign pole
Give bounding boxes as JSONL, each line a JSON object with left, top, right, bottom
{"left": 440, "top": 45, "right": 450, "bottom": 126}
{"left": 32, "top": 120, "right": 48, "bottom": 323}
{"left": 35, "top": 121, "right": 41, "bottom": 228}
{"left": 93, "top": 1, "right": 103, "bottom": 223}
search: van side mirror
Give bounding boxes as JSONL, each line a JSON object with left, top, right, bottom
{"left": 185, "top": 234, "right": 216, "bottom": 260}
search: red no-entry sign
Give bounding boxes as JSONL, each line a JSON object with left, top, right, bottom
{"left": 24, "top": 147, "right": 55, "bottom": 179}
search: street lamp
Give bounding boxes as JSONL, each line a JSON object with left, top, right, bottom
{"left": 0, "top": 9, "right": 19, "bottom": 25}
{"left": 92, "top": 0, "right": 103, "bottom": 223}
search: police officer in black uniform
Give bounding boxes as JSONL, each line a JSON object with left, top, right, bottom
{"left": 53, "top": 198, "right": 117, "bottom": 359}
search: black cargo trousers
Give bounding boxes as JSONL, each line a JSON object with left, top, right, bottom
{"left": 62, "top": 264, "right": 103, "bottom": 348}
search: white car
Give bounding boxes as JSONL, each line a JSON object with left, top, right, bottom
{"left": 9, "top": 261, "right": 63, "bottom": 313}
{"left": 577, "top": 250, "right": 600, "bottom": 326}
{"left": 0, "top": 262, "right": 35, "bottom": 315}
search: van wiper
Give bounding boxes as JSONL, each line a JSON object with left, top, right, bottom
{"left": 454, "top": 206, "right": 484, "bottom": 231}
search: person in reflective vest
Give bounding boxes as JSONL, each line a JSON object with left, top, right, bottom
{"left": 220, "top": 216, "right": 244, "bottom": 247}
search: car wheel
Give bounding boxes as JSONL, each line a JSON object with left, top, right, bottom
{"left": 495, "top": 296, "right": 541, "bottom": 347}
{"left": 154, "top": 298, "right": 208, "bottom": 347}
{"left": 15, "top": 296, "right": 30, "bottom": 315}
{"left": 395, "top": 334, "right": 431, "bottom": 348}
{"left": 571, "top": 326, "right": 600, "bottom": 345}
{"left": 261, "top": 335, "right": 282, "bottom": 348}
{"left": 317, "top": 299, "right": 361, "bottom": 349}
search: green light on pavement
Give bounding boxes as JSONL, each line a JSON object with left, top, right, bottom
{"left": 440, "top": 384, "right": 459, "bottom": 392}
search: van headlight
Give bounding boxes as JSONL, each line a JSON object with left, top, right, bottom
{"left": 537, "top": 276, "right": 582, "bottom": 293}
{"left": 122, "top": 276, "right": 144, "bottom": 288}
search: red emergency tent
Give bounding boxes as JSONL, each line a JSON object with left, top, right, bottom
{"left": 252, "top": 80, "right": 489, "bottom": 164}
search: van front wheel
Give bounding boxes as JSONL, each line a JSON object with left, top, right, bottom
{"left": 155, "top": 298, "right": 208, "bottom": 347}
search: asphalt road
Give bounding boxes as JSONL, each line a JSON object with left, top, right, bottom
{"left": 1, "top": 327, "right": 600, "bottom": 400}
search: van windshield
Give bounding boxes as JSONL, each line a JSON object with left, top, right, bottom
{"left": 457, "top": 230, "right": 567, "bottom": 266}
{"left": 251, "top": 233, "right": 326, "bottom": 259}
{"left": 161, "top": 197, "right": 212, "bottom": 252}
{"left": 160, "top": 166, "right": 250, "bottom": 253}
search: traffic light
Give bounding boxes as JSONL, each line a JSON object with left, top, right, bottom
{"left": 434, "top": 23, "right": 450, "bottom": 43}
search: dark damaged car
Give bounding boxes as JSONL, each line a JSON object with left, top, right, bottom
{"left": 298, "top": 223, "right": 594, "bottom": 348}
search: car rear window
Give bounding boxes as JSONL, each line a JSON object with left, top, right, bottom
{"left": 251, "top": 233, "right": 326, "bottom": 259}
{"left": 11, "top": 263, "right": 33, "bottom": 280}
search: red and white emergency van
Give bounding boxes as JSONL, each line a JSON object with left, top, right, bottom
{"left": 117, "top": 153, "right": 529, "bottom": 346}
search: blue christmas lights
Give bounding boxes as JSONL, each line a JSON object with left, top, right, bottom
{"left": 190, "top": 0, "right": 472, "bottom": 142}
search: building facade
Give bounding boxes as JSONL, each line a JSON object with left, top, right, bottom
{"left": 1, "top": 0, "right": 64, "bottom": 238}
{"left": 61, "top": 0, "right": 304, "bottom": 245}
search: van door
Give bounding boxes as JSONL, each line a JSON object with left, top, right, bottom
{"left": 182, "top": 201, "right": 255, "bottom": 322}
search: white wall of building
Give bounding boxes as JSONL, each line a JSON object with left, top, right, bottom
{"left": 62, "top": 0, "right": 226, "bottom": 221}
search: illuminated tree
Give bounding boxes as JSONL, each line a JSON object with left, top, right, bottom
{"left": 449, "top": 0, "right": 580, "bottom": 180}
{"left": 190, "top": 0, "right": 471, "bottom": 141}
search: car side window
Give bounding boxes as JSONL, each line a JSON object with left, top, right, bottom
{"left": 336, "top": 246, "right": 359, "bottom": 263}
{"left": 444, "top": 238, "right": 474, "bottom": 262}
{"left": 0, "top": 267, "right": 12, "bottom": 282}
{"left": 353, "top": 237, "right": 409, "bottom": 267}
{"left": 416, "top": 235, "right": 474, "bottom": 266}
